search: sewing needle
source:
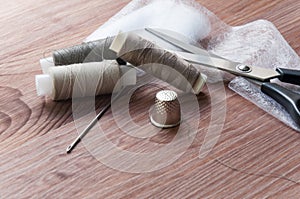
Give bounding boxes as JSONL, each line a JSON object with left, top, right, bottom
{"left": 65, "top": 65, "right": 144, "bottom": 154}
{"left": 66, "top": 100, "right": 111, "bottom": 153}
{"left": 66, "top": 90, "right": 123, "bottom": 154}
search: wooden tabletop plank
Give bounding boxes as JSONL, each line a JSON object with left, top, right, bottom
{"left": 1, "top": 0, "right": 300, "bottom": 198}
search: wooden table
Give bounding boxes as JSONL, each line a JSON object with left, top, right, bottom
{"left": 1, "top": 0, "right": 300, "bottom": 198}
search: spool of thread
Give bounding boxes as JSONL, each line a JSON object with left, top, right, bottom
{"left": 40, "top": 37, "right": 126, "bottom": 74}
{"left": 53, "top": 37, "right": 117, "bottom": 66}
{"left": 35, "top": 60, "right": 136, "bottom": 101}
{"left": 110, "top": 32, "right": 206, "bottom": 94}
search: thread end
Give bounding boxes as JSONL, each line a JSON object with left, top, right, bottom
{"left": 40, "top": 57, "right": 54, "bottom": 74}
{"left": 35, "top": 74, "right": 53, "bottom": 97}
{"left": 192, "top": 74, "right": 207, "bottom": 95}
{"left": 109, "top": 32, "right": 128, "bottom": 55}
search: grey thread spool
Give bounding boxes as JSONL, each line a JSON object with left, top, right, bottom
{"left": 150, "top": 90, "right": 181, "bottom": 128}
{"left": 110, "top": 32, "right": 206, "bottom": 94}
{"left": 52, "top": 37, "right": 126, "bottom": 66}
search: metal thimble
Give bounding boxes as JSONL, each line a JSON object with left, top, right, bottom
{"left": 150, "top": 90, "right": 181, "bottom": 128}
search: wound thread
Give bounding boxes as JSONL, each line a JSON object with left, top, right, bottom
{"left": 110, "top": 32, "right": 206, "bottom": 94}
{"left": 49, "top": 61, "right": 121, "bottom": 100}
{"left": 53, "top": 37, "right": 118, "bottom": 66}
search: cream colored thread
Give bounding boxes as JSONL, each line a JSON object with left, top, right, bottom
{"left": 112, "top": 33, "right": 203, "bottom": 93}
{"left": 48, "top": 61, "right": 120, "bottom": 101}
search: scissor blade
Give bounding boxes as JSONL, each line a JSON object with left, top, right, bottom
{"left": 145, "top": 28, "right": 280, "bottom": 81}
{"left": 146, "top": 28, "right": 226, "bottom": 59}
{"left": 174, "top": 51, "right": 280, "bottom": 81}
{"left": 145, "top": 28, "right": 210, "bottom": 55}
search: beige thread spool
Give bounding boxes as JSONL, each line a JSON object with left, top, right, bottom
{"left": 35, "top": 60, "right": 136, "bottom": 101}
{"left": 110, "top": 32, "right": 206, "bottom": 94}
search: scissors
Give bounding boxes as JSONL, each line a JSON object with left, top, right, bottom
{"left": 145, "top": 28, "right": 300, "bottom": 126}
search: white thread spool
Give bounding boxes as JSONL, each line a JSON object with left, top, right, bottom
{"left": 36, "top": 61, "right": 136, "bottom": 100}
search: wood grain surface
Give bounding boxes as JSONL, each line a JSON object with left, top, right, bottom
{"left": 1, "top": 0, "right": 300, "bottom": 198}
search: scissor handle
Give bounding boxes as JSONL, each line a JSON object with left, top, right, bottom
{"left": 261, "top": 82, "right": 300, "bottom": 126}
{"left": 276, "top": 68, "right": 300, "bottom": 86}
